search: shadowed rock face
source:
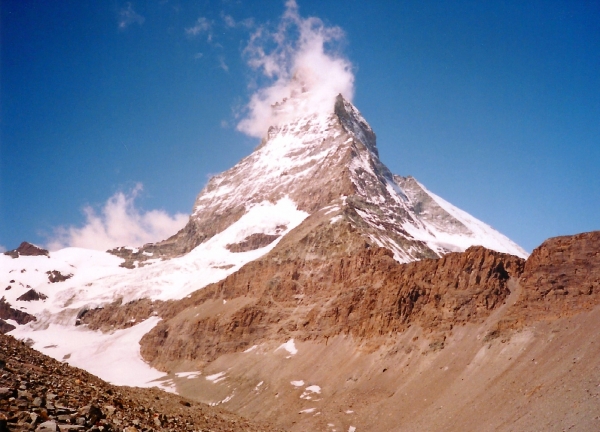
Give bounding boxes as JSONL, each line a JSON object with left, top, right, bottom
{"left": 0, "top": 297, "right": 36, "bottom": 334}
{"left": 16, "top": 289, "right": 47, "bottom": 302}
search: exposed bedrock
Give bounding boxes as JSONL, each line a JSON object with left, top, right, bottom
{"left": 498, "top": 230, "right": 600, "bottom": 329}
{"left": 140, "top": 226, "right": 524, "bottom": 369}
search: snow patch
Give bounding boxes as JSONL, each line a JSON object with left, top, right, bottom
{"left": 299, "top": 408, "right": 316, "bottom": 414}
{"left": 276, "top": 339, "right": 298, "bottom": 356}
{"left": 206, "top": 372, "right": 227, "bottom": 383}
{"left": 175, "top": 371, "right": 201, "bottom": 379}
{"left": 9, "top": 317, "right": 164, "bottom": 387}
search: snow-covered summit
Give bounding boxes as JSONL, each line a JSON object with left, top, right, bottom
{"left": 116, "top": 93, "right": 526, "bottom": 264}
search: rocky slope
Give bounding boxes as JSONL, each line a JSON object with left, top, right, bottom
{"left": 0, "top": 333, "right": 279, "bottom": 432}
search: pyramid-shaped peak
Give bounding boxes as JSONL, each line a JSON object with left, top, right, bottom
{"left": 261, "top": 93, "right": 378, "bottom": 157}
{"left": 111, "top": 93, "right": 526, "bottom": 265}
{"left": 334, "top": 94, "right": 378, "bottom": 157}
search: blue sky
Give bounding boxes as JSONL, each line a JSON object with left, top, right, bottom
{"left": 1, "top": 0, "right": 599, "bottom": 253}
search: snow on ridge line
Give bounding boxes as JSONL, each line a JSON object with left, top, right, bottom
{"left": 416, "top": 181, "right": 529, "bottom": 258}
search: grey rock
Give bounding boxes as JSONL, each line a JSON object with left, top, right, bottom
{"left": 0, "top": 387, "right": 12, "bottom": 399}
{"left": 36, "top": 420, "right": 57, "bottom": 432}
{"left": 18, "top": 389, "right": 32, "bottom": 399}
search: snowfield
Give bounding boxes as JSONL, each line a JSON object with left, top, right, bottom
{"left": 2, "top": 197, "right": 308, "bottom": 386}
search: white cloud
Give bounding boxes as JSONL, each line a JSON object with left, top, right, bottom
{"left": 236, "top": 0, "right": 354, "bottom": 138}
{"left": 223, "top": 14, "right": 236, "bottom": 28}
{"left": 0, "top": 245, "right": 6, "bottom": 253}
{"left": 118, "top": 3, "right": 145, "bottom": 29}
{"left": 47, "top": 185, "right": 188, "bottom": 251}
{"left": 218, "top": 56, "right": 229, "bottom": 72}
{"left": 186, "top": 17, "right": 212, "bottom": 40}
{"left": 221, "top": 13, "right": 254, "bottom": 29}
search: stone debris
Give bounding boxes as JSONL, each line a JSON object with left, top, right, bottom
{"left": 0, "top": 334, "right": 280, "bottom": 432}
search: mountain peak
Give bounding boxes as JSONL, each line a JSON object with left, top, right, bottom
{"left": 109, "top": 96, "right": 527, "bottom": 265}
{"left": 334, "top": 94, "right": 378, "bottom": 157}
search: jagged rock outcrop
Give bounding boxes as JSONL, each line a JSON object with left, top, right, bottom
{"left": 16, "top": 289, "right": 47, "bottom": 302}
{"left": 0, "top": 297, "right": 36, "bottom": 334}
{"left": 500, "top": 230, "right": 600, "bottom": 328}
{"left": 46, "top": 270, "right": 72, "bottom": 283}
{"left": 140, "top": 224, "right": 524, "bottom": 368}
{"left": 4, "top": 242, "right": 49, "bottom": 259}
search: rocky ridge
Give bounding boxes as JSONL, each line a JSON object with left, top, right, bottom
{"left": 142, "top": 230, "right": 596, "bottom": 371}
{"left": 4, "top": 244, "right": 49, "bottom": 260}
{"left": 499, "top": 230, "right": 600, "bottom": 329}
{"left": 140, "top": 236, "right": 524, "bottom": 369}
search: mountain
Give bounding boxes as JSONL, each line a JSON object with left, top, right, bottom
{"left": 5, "top": 94, "right": 599, "bottom": 431}
{"left": 110, "top": 94, "right": 526, "bottom": 267}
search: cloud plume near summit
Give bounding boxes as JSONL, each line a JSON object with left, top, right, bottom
{"left": 237, "top": 0, "right": 354, "bottom": 137}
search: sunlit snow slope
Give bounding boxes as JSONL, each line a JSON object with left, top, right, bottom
{"left": 2, "top": 198, "right": 307, "bottom": 386}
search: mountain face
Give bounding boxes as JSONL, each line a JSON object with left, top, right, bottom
{"left": 111, "top": 94, "right": 526, "bottom": 267}
{"left": 2, "top": 93, "right": 529, "bottom": 384}
{"left": 10, "top": 94, "right": 600, "bottom": 431}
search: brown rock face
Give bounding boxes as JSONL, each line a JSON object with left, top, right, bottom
{"left": 76, "top": 298, "right": 163, "bottom": 331}
{"left": 4, "top": 242, "right": 49, "bottom": 259}
{"left": 140, "top": 217, "right": 524, "bottom": 369}
{"left": 502, "top": 230, "right": 600, "bottom": 327}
